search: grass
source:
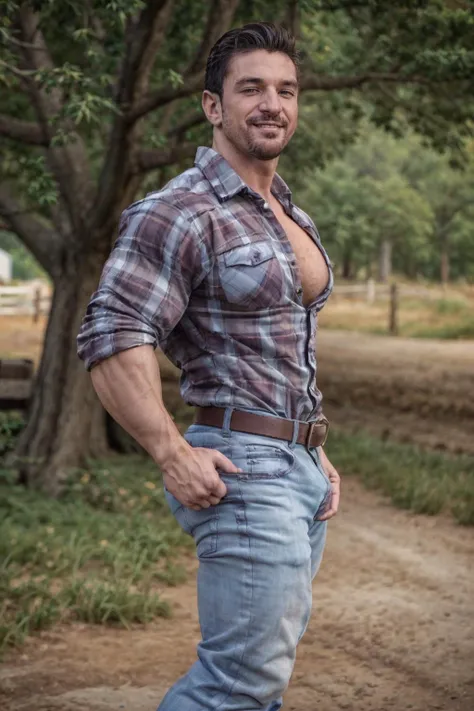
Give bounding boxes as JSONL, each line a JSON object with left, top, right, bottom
{"left": 0, "top": 444, "right": 193, "bottom": 655}
{"left": 409, "top": 314, "right": 474, "bottom": 339}
{"left": 320, "top": 288, "right": 474, "bottom": 339}
{"left": 326, "top": 427, "right": 474, "bottom": 525}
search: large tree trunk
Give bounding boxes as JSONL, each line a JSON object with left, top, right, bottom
{"left": 378, "top": 238, "right": 392, "bottom": 283}
{"left": 11, "top": 248, "right": 109, "bottom": 496}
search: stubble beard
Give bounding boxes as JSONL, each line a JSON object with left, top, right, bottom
{"left": 222, "top": 110, "right": 288, "bottom": 161}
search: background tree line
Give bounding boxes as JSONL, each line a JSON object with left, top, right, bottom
{"left": 0, "top": 0, "right": 473, "bottom": 494}
{"left": 293, "top": 125, "right": 474, "bottom": 284}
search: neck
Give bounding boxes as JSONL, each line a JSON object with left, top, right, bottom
{"left": 212, "top": 133, "right": 278, "bottom": 202}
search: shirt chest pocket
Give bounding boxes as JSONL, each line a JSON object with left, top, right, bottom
{"left": 217, "top": 241, "right": 285, "bottom": 310}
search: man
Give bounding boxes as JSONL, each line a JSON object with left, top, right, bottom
{"left": 77, "top": 21, "right": 340, "bottom": 711}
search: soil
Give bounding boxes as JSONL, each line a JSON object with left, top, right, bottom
{"left": 316, "top": 330, "right": 474, "bottom": 455}
{"left": 1, "top": 477, "right": 473, "bottom": 711}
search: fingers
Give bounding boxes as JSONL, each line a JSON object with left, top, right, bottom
{"left": 317, "top": 484, "right": 340, "bottom": 521}
{"left": 211, "top": 450, "right": 242, "bottom": 475}
{"left": 188, "top": 493, "right": 222, "bottom": 511}
{"left": 212, "top": 477, "right": 227, "bottom": 500}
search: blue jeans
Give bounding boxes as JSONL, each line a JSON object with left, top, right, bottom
{"left": 159, "top": 411, "right": 331, "bottom": 710}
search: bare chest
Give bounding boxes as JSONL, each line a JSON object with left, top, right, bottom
{"left": 273, "top": 206, "right": 329, "bottom": 306}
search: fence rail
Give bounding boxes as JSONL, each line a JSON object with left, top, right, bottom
{"left": 333, "top": 280, "right": 442, "bottom": 303}
{"left": 0, "top": 279, "right": 448, "bottom": 328}
{"left": 0, "top": 284, "right": 51, "bottom": 319}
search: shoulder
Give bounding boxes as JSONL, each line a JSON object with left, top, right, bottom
{"left": 123, "top": 166, "right": 219, "bottom": 241}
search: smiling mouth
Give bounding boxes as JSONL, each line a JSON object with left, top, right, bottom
{"left": 253, "top": 123, "right": 284, "bottom": 129}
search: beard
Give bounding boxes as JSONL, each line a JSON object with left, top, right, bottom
{"left": 221, "top": 110, "right": 290, "bottom": 161}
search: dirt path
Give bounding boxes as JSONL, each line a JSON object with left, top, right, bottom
{"left": 317, "top": 330, "right": 474, "bottom": 455}
{"left": 1, "top": 478, "right": 473, "bottom": 711}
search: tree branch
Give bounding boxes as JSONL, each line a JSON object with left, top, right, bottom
{"left": 117, "top": 0, "right": 176, "bottom": 109}
{"left": 15, "top": 6, "right": 94, "bottom": 229}
{"left": 130, "top": 0, "right": 240, "bottom": 123}
{"left": 129, "top": 69, "right": 434, "bottom": 122}
{"left": 166, "top": 111, "right": 207, "bottom": 138}
{"left": 0, "top": 182, "right": 61, "bottom": 277}
{"left": 128, "top": 70, "right": 205, "bottom": 122}
{"left": 94, "top": 0, "right": 177, "bottom": 230}
{"left": 299, "top": 71, "right": 432, "bottom": 91}
{"left": 283, "top": 0, "right": 300, "bottom": 39}
{"left": 135, "top": 142, "right": 197, "bottom": 174}
{"left": 185, "top": 0, "right": 241, "bottom": 77}
{"left": 0, "top": 114, "right": 48, "bottom": 145}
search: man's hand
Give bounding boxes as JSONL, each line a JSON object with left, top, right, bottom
{"left": 162, "top": 444, "right": 241, "bottom": 511}
{"left": 317, "top": 447, "right": 341, "bottom": 521}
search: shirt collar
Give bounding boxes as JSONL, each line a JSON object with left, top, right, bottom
{"left": 195, "top": 146, "right": 292, "bottom": 206}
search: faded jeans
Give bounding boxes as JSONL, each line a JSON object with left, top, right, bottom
{"left": 159, "top": 408, "right": 331, "bottom": 710}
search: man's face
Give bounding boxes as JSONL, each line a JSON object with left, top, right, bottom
{"left": 217, "top": 50, "right": 299, "bottom": 161}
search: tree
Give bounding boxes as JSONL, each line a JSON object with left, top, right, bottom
{"left": 298, "top": 127, "right": 434, "bottom": 280}
{"left": 0, "top": 0, "right": 473, "bottom": 494}
{"left": 401, "top": 143, "right": 474, "bottom": 284}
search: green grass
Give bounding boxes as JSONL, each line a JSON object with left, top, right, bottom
{"left": 0, "top": 453, "right": 192, "bottom": 655}
{"left": 326, "top": 428, "right": 474, "bottom": 525}
{"left": 434, "top": 297, "right": 468, "bottom": 315}
{"left": 409, "top": 314, "right": 474, "bottom": 339}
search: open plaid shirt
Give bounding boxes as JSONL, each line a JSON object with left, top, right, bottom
{"left": 77, "top": 147, "right": 333, "bottom": 421}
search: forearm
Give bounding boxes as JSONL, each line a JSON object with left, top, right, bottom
{"left": 90, "top": 345, "right": 189, "bottom": 468}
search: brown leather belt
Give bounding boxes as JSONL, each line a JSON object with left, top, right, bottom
{"left": 195, "top": 407, "right": 329, "bottom": 449}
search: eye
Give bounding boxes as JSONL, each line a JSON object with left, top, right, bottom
{"left": 280, "top": 90, "right": 295, "bottom": 97}
{"left": 241, "top": 88, "right": 259, "bottom": 94}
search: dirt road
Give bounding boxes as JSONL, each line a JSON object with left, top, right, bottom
{"left": 317, "top": 330, "right": 474, "bottom": 455}
{"left": 1, "top": 477, "right": 473, "bottom": 711}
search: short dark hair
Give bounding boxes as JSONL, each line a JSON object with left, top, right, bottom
{"left": 205, "top": 22, "right": 300, "bottom": 98}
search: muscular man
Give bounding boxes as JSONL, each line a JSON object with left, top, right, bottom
{"left": 77, "top": 22, "right": 340, "bottom": 711}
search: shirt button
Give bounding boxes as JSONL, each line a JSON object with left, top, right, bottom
{"left": 263, "top": 202, "right": 269, "bottom": 210}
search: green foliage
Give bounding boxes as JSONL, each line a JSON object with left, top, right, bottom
{"left": 1, "top": 1, "right": 474, "bottom": 189}
{"left": 0, "top": 454, "right": 191, "bottom": 654}
{"left": 326, "top": 428, "right": 474, "bottom": 525}
{"left": 295, "top": 125, "right": 474, "bottom": 282}
{"left": 0, "top": 412, "right": 25, "bottom": 457}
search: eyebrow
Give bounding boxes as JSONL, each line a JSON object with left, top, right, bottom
{"left": 234, "top": 77, "right": 298, "bottom": 90}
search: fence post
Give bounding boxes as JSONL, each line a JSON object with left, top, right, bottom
{"left": 366, "top": 278, "right": 375, "bottom": 304}
{"left": 33, "top": 287, "right": 41, "bottom": 324}
{"left": 389, "top": 283, "right": 399, "bottom": 335}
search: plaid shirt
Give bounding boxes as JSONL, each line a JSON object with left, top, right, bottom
{"left": 77, "top": 147, "right": 333, "bottom": 421}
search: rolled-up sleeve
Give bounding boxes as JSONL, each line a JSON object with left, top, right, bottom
{"left": 77, "top": 196, "right": 208, "bottom": 370}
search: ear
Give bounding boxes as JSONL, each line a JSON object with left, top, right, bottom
{"left": 202, "top": 90, "right": 223, "bottom": 128}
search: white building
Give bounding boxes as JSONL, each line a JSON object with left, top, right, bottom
{"left": 0, "top": 248, "right": 12, "bottom": 283}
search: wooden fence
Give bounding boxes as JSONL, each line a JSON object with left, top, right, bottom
{"left": 0, "top": 279, "right": 447, "bottom": 336}
{"left": 0, "top": 284, "right": 51, "bottom": 321}
{"left": 333, "top": 279, "right": 442, "bottom": 303}
{"left": 332, "top": 279, "right": 449, "bottom": 335}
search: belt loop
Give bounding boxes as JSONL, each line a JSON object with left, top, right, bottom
{"left": 222, "top": 407, "right": 235, "bottom": 437}
{"left": 289, "top": 420, "right": 299, "bottom": 449}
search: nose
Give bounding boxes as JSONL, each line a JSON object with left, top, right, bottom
{"left": 258, "top": 87, "right": 282, "bottom": 116}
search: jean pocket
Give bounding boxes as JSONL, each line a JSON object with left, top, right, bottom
{"left": 239, "top": 439, "right": 295, "bottom": 480}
